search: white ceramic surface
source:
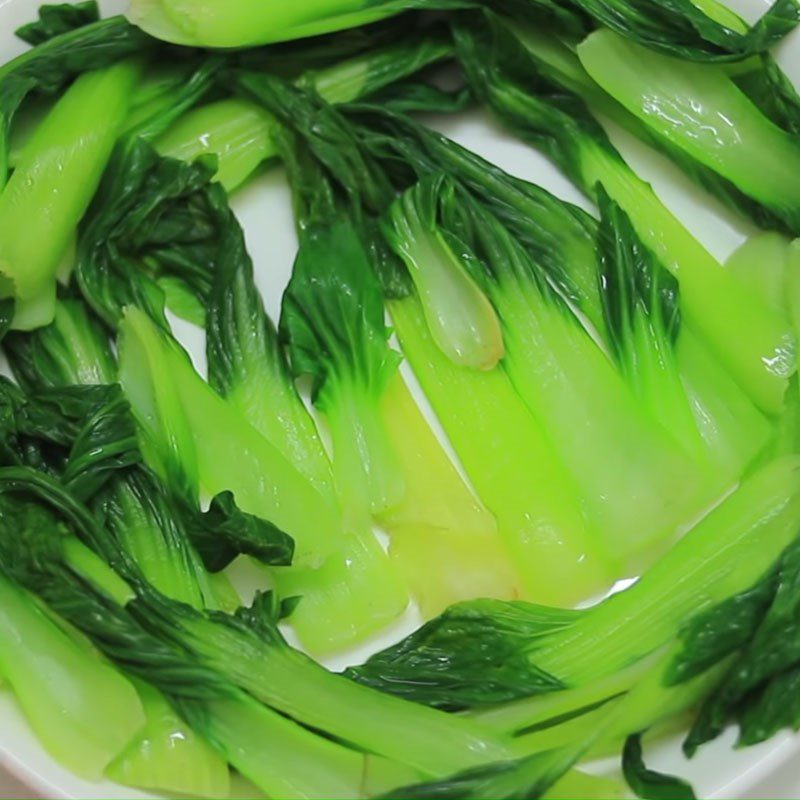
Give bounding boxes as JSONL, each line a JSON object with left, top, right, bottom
{"left": 1, "top": 0, "right": 800, "bottom": 797}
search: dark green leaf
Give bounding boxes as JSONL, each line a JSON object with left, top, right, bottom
{"left": 454, "top": 12, "right": 614, "bottom": 192}
{"left": 15, "top": 2, "right": 100, "bottom": 46}
{"left": 380, "top": 741, "right": 588, "bottom": 799}
{"left": 0, "top": 481, "right": 235, "bottom": 704}
{"left": 596, "top": 186, "right": 681, "bottom": 368}
{"left": 345, "top": 103, "right": 600, "bottom": 322}
{"left": 4, "top": 297, "right": 116, "bottom": 394}
{"left": 623, "top": 734, "right": 697, "bottom": 800}
{"left": 345, "top": 600, "right": 573, "bottom": 709}
{"left": 232, "top": 71, "right": 395, "bottom": 223}
{"left": 684, "top": 536, "right": 800, "bottom": 755}
{"left": 75, "top": 137, "right": 224, "bottom": 328}
{"left": 734, "top": 53, "right": 800, "bottom": 136}
{"left": 279, "top": 220, "right": 400, "bottom": 408}
{"left": 205, "top": 195, "right": 289, "bottom": 403}
{"left": 0, "top": 465, "right": 137, "bottom": 578}
{"left": 737, "top": 665, "right": 800, "bottom": 746}
{"left": 0, "top": 380, "right": 124, "bottom": 478}
{"left": 125, "top": 57, "right": 223, "bottom": 143}
{"left": 667, "top": 575, "right": 777, "bottom": 686}
{"left": 0, "top": 14, "right": 154, "bottom": 184}
{"left": 62, "top": 385, "right": 141, "bottom": 502}
{"left": 185, "top": 491, "right": 294, "bottom": 573}
{"left": 569, "top": 0, "right": 800, "bottom": 62}
{"left": 233, "top": 590, "right": 299, "bottom": 637}
{"left": 370, "top": 79, "right": 472, "bottom": 114}
{"left": 274, "top": 114, "right": 414, "bottom": 299}
{"left": 93, "top": 469, "right": 209, "bottom": 609}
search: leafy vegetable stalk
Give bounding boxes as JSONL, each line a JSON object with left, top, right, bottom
{"left": 384, "top": 179, "right": 505, "bottom": 371}
{"left": 578, "top": 29, "right": 800, "bottom": 236}
{"left": 0, "top": 470, "right": 519, "bottom": 785}
{"left": 156, "top": 30, "right": 453, "bottom": 191}
{"left": 454, "top": 13, "right": 796, "bottom": 415}
{"left": 387, "top": 294, "right": 610, "bottom": 603}
{"left": 0, "top": 60, "right": 141, "bottom": 329}
{"left": 131, "top": 312, "right": 397, "bottom": 654}
{"left": 2, "top": 297, "right": 236, "bottom": 797}
{"left": 127, "top": 0, "right": 470, "bottom": 47}
{"left": 69, "top": 123, "right": 406, "bottom": 652}
{"left": 386, "top": 177, "right": 709, "bottom": 570}
{"left": 217, "top": 73, "right": 524, "bottom": 615}
{"left": 347, "top": 456, "right": 800, "bottom": 799}
{"left": 0, "top": 574, "right": 145, "bottom": 780}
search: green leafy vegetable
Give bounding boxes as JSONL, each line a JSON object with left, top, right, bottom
{"left": 15, "top": 2, "right": 101, "bottom": 45}
{"left": 0, "top": 60, "right": 141, "bottom": 329}
{"left": 388, "top": 295, "right": 610, "bottom": 604}
{"left": 5, "top": 297, "right": 116, "bottom": 393}
{"left": 75, "top": 137, "right": 223, "bottom": 329}
{"left": 384, "top": 176, "right": 504, "bottom": 371}
{"left": 349, "top": 456, "right": 800, "bottom": 712}
{"left": 0, "top": 467, "right": 517, "bottom": 780}
{"left": 566, "top": 0, "right": 799, "bottom": 62}
{"left": 283, "top": 220, "right": 404, "bottom": 521}
{"left": 578, "top": 29, "right": 800, "bottom": 237}
{"left": 0, "top": 9, "right": 152, "bottom": 185}
{"left": 454, "top": 13, "right": 795, "bottom": 415}
{"left": 0, "top": 573, "right": 145, "bottom": 779}
{"left": 127, "top": 0, "right": 471, "bottom": 48}
{"left": 622, "top": 734, "right": 697, "bottom": 800}
{"left": 596, "top": 188, "right": 707, "bottom": 463}
{"left": 238, "top": 77, "right": 522, "bottom": 616}
{"left": 393, "top": 176, "right": 709, "bottom": 568}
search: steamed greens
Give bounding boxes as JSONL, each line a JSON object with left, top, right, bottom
{"left": 3, "top": 0, "right": 800, "bottom": 798}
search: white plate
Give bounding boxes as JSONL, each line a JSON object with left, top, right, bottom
{"left": 1, "top": 0, "right": 800, "bottom": 797}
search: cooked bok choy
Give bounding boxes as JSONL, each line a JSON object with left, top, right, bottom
{"left": 5, "top": 0, "right": 800, "bottom": 796}
{"left": 156, "top": 28, "right": 453, "bottom": 191}
{"left": 72, "top": 135, "right": 406, "bottom": 652}
{"left": 0, "top": 468, "right": 518, "bottom": 781}
{"left": 1, "top": 302, "right": 238, "bottom": 796}
{"left": 349, "top": 454, "right": 800, "bottom": 725}
{"left": 263, "top": 99, "right": 521, "bottom": 613}
{"left": 126, "top": 0, "right": 470, "bottom": 47}
{"left": 454, "top": 13, "right": 796, "bottom": 415}
{"left": 578, "top": 29, "right": 800, "bottom": 236}
{"left": 382, "top": 172, "right": 711, "bottom": 569}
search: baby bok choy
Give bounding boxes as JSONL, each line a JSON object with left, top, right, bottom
{"left": 454, "top": 13, "right": 796, "bottom": 416}
{"left": 558, "top": 0, "right": 800, "bottom": 62}
{"left": 232, "top": 73, "right": 610, "bottom": 606}
{"left": 451, "top": 16, "right": 773, "bottom": 475}
{"left": 1, "top": 313, "right": 237, "bottom": 797}
{"left": 72, "top": 135, "right": 403, "bottom": 652}
{"left": 126, "top": 0, "right": 471, "bottom": 48}
{"left": 488, "top": 16, "right": 800, "bottom": 239}
{"left": 0, "top": 467, "right": 519, "bottom": 786}
{"left": 0, "top": 4, "right": 164, "bottom": 329}
{"left": 349, "top": 453, "right": 800, "bottom": 736}
{"left": 156, "top": 27, "right": 453, "bottom": 191}
{"left": 383, "top": 172, "right": 709, "bottom": 571}
{"left": 383, "top": 184, "right": 618, "bottom": 595}
{"left": 281, "top": 216, "right": 521, "bottom": 615}
{"left": 349, "top": 452, "right": 800, "bottom": 797}
{"left": 578, "top": 28, "right": 800, "bottom": 237}
{"left": 0, "top": 481, "right": 414, "bottom": 800}
{"left": 0, "top": 571, "right": 144, "bottom": 781}
{"left": 254, "top": 95, "right": 520, "bottom": 614}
